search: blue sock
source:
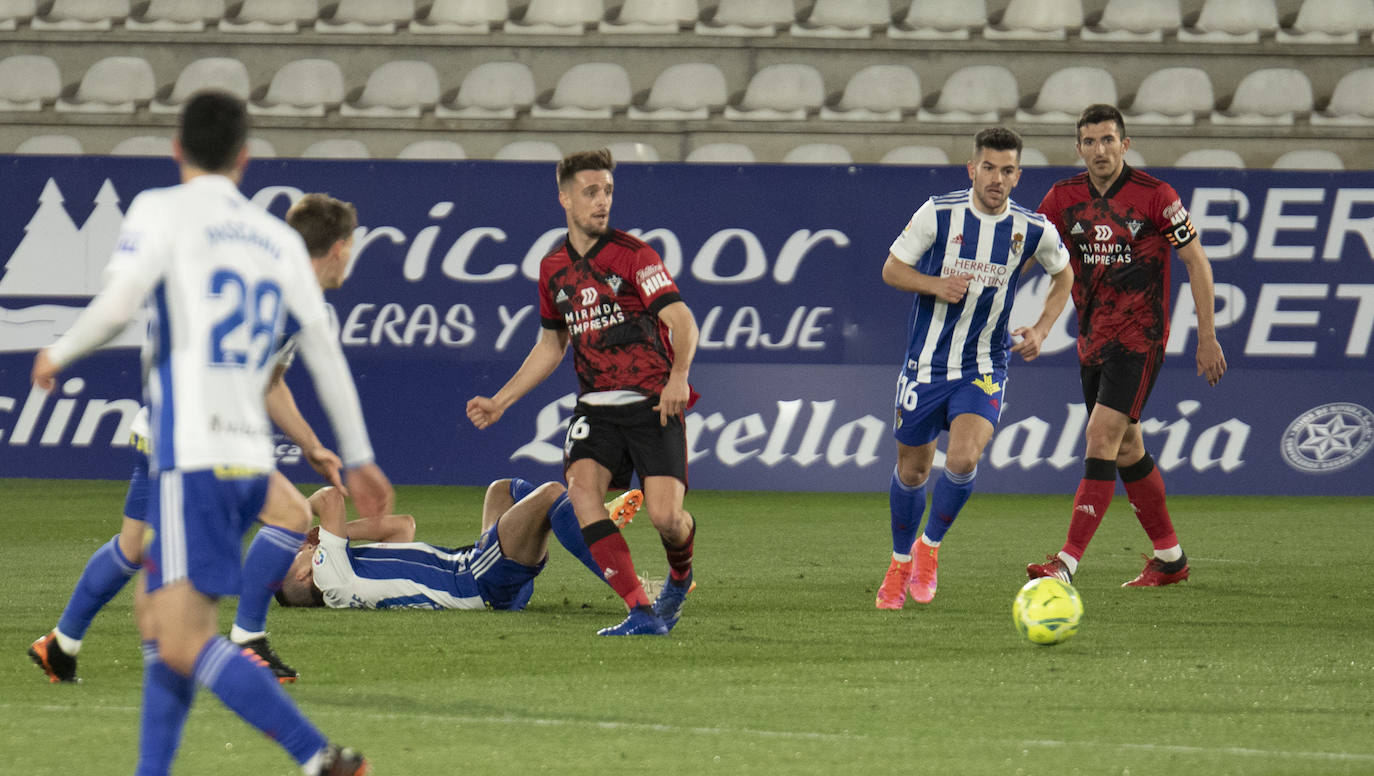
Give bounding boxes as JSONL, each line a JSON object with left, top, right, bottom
{"left": 889, "top": 467, "right": 927, "bottom": 556}
{"left": 508, "top": 477, "right": 537, "bottom": 503}
{"left": 194, "top": 636, "right": 327, "bottom": 765}
{"left": 234, "top": 525, "right": 306, "bottom": 635}
{"left": 547, "top": 493, "right": 604, "bottom": 581}
{"left": 136, "top": 641, "right": 194, "bottom": 776}
{"left": 58, "top": 535, "right": 141, "bottom": 641}
{"left": 924, "top": 468, "right": 976, "bottom": 545}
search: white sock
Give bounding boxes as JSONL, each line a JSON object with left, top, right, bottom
{"left": 300, "top": 748, "right": 326, "bottom": 776}
{"left": 918, "top": 535, "right": 940, "bottom": 549}
{"left": 229, "top": 626, "right": 265, "bottom": 645}
{"left": 1154, "top": 545, "right": 1183, "bottom": 563}
{"left": 1056, "top": 551, "right": 1079, "bottom": 575}
{"left": 53, "top": 629, "right": 82, "bottom": 655}
{"left": 892, "top": 552, "right": 912, "bottom": 563}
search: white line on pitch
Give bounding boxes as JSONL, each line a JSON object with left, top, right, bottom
{"left": 1021, "top": 739, "right": 1374, "bottom": 762}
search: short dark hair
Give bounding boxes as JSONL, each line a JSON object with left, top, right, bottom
{"left": 286, "top": 193, "right": 358, "bottom": 258}
{"left": 1077, "top": 104, "right": 1126, "bottom": 138}
{"left": 275, "top": 580, "right": 325, "bottom": 608}
{"left": 178, "top": 90, "right": 248, "bottom": 173}
{"left": 556, "top": 148, "right": 615, "bottom": 187}
{"left": 974, "top": 127, "right": 1023, "bottom": 159}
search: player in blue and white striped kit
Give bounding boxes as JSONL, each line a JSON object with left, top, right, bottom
{"left": 875, "top": 127, "right": 1074, "bottom": 610}
{"left": 31, "top": 92, "right": 386, "bottom": 776}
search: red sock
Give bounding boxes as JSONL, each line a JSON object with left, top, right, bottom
{"left": 1121, "top": 455, "right": 1178, "bottom": 550}
{"left": 582, "top": 520, "right": 650, "bottom": 609}
{"left": 662, "top": 518, "right": 695, "bottom": 582}
{"left": 1063, "top": 458, "right": 1117, "bottom": 560}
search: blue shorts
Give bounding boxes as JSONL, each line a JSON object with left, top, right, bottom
{"left": 145, "top": 468, "right": 269, "bottom": 597}
{"left": 892, "top": 370, "right": 1008, "bottom": 448}
{"left": 472, "top": 522, "right": 545, "bottom": 611}
{"left": 123, "top": 450, "right": 151, "bottom": 523}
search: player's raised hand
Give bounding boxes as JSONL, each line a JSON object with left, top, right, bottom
{"left": 1196, "top": 338, "right": 1227, "bottom": 386}
{"left": 346, "top": 462, "right": 394, "bottom": 518}
{"left": 304, "top": 445, "right": 344, "bottom": 490}
{"left": 466, "top": 396, "right": 503, "bottom": 429}
{"left": 654, "top": 375, "right": 691, "bottom": 426}
{"left": 1010, "top": 326, "right": 1047, "bottom": 361}
{"left": 31, "top": 348, "right": 59, "bottom": 391}
{"left": 934, "top": 273, "right": 973, "bottom": 303}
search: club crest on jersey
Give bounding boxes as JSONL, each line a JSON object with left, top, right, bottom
{"left": 1010, "top": 232, "right": 1024, "bottom": 257}
{"left": 1126, "top": 219, "right": 1144, "bottom": 237}
{"left": 972, "top": 374, "right": 1001, "bottom": 396}
{"left": 606, "top": 274, "right": 623, "bottom": 296}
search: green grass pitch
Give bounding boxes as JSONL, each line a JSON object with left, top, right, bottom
{"left": 3, "top": 479, "right": 1372, "bottom": 775}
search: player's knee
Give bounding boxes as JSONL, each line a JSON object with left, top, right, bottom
{"left": 308, "top": 486, "right": 344, "bottom": 519}
{"left": 897, "top": 459, "right": 931, "bottom": 488}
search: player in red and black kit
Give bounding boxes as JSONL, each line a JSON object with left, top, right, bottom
{"left": 1027, "top": 104, "right": 1227, "bottom": 587}
{"left": 467, "top": 149, "right": 700, "bottom": 636}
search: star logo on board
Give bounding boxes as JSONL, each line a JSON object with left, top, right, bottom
{"left": 972, "top": 374, "right": 1001, "bottom": 395}
{"left": 1280, "top": 403, "right": 1374, "bottom": 473}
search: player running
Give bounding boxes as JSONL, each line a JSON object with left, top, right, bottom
{"left": 876, "top": 127, "right": 1072, "bottom": 609}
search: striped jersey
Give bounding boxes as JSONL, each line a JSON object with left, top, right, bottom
{"left": 889, "top": 189, "right": 1070, "bottom": 383}
{"left": 310, "top": 527, "right": 493, "bottom": 610}
{"left": 48, "top": 174, "right": 374, "bottom": 473}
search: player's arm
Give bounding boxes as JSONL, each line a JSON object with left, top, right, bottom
{"left": 1176, "top": 239, "right": 1227, "bottom": 386}
{"left": 265, "top": 374, "right": 343, "bottom": 489}
{"left": 882, "top": 201, "right": 971, "bottom": 303}
{"left": 654, "top": 300, "right": 698, "bottom": 424}
{"left": 1011, "top": 266, "right": 1072, "bottom": 361}
{"left": 308, "top": 487, "right": 415, "bottom": 543}
{"left": 466, "top": 326, "right": 569, "bottom": 429}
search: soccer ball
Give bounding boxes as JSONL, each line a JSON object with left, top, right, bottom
{"left": 1013, "top": 577, "right": 1083, "bottom": 646}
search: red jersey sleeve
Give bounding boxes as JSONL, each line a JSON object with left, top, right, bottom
{"left": 1154, "top": 182, "right": 1197, "bottom": 250}
{"left": 538, "top": 260, "right": 564, "bottom": 329}
{"left": 1037, "top": 187, "right": 1069, "bottom": 241}
{"left": 628, "top": 244, "right": 683, "bottom": 315}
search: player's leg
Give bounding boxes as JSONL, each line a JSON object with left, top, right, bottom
{"left": 493, "top": 481, "right": 564, "bottom": 565}
{"left": 231, "top": 470, "right": 309, "bottom": 682}
{"left": 623, "top": 404, "right": 694, "bottom": 630}
{"left": 1117, "top": 423, "right": 1190, "bottom": 586}
{"left": 910, "top": 405, "right": 997, "bottom": 604}
{"left": 31, "top": 453, "right": 152, "bottom": 683}
{"left": 878, "top": 373, "right": 951, "bottom": 609}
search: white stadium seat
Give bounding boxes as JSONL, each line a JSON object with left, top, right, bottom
{"left": 984, "top": 0, "right": 1082, "bottom": 40}
{"left": 56, "top": 56, "right": 156, "bottom": 113}
{"left": 599, "top": 0, "right": 696, "bottom": 33}
{"left": 0, "top": 0, "right": 38, "bottom": 31}
{"left": 627, "top": 63, "right": 728, "bottom": 120}
{"left": 250, "top": 59, "right": 346, "bottom": 117}
{"left": 413, "top": 0, "right": 507, "bottom": 33}
{"left": 889, "top": 0, "right": 987, "bottom": 40}
{"left": 494, "top": 140, "right": 564, "bottom": 161}
{"left": 606, "top": 141, "right": 661, "bottom": 163}
{"left": 696, "top": 0, "right": 795, "bottom": 37}
{"left": 219, "top": 0, "right": 316, "bottom": 32}
{"left": 1278, "top": 0, "right": 1374, "bottom": 43}
{"left": 246, "top": 137, "right": 276, "bottom": 158}
{"left": 916, "top": 65, "right": 1018, "bottom": 122}
{"left": 436, "top": 62, "right": 537, "bottom": 119}
{"left": 151, "top": 57, "right": 250, "bottom": 114}
{"left": 1272, "top": 149, "right": 1344, "bottom": 170}
{"left": 1125, "top": 67, "right": 1215, "bottom": 126}
{"left": 126, "top": 0, "right": 224, "bottom": 31}
{"left": 316, "top": 0, "right": 415, "bottom": 33}
{"left": 0, "top": 55, "right": 61, "bottom": 110}
{"left": 820, "top": 65, "right": 921, "bottom": 122}
{"left": 530, "top": 62, "right": 632, "bottom": 119}
{"left": 879, "top": 145, "right": 951, "bottom": 165}
{"left": 792, "top": 0, "right": 890, "bottom": 39}
{"left": 32, "top": 0, "right": 129, "bottom": 30}
{"left": 14, "top": 134, "right": 84, "bottom": 155}
{"left": 506, "top": 0, "right": 602, "bottom": 34}
{"left": 1173, "top": 149, "right": 1246, "bottom": 168}
{"left": 397, "top": 140, "right": 468, "bottom": 160}
{"left": 1020, "top": 147, "right": 1051, "bottom": 166}
{"left": 1311, "top": 68, "right": 1374, "bottom": 126}
{"left": 341, "top": 60, "right": 441, "bottom": 117}
{"left": 685, "top": 142, "right": 756, "bottom": 163}
{"left": 783, "top": 143, "right": 854, "bottom": 165}
{"left": 111, "top": 135, "right": 174, "bottom": 156}
{"left": 1179, "top": 0, "right": 1278, "bottom": 42}
{"left": 301, "top": 139, "right": 371, "bottom": 159}
{"left": 724, "top": 64, "right": 825, "bottom": 121}
{"left": 1017, "top": 66, "right": 1116, "bottom": 123}
{"left": 1081, "top": 0, "right": 1181, "bottom": 41}
{"left": 1211, "top": 68, "right": 1313, "bottom": 125}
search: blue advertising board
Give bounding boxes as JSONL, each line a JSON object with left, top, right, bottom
{"left": 1, "top": 156, "right": 1371, "bottom": 494}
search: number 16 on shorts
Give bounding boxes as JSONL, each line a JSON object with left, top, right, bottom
{"left": 894, "top": 373, "right": 919, "bottom": 430}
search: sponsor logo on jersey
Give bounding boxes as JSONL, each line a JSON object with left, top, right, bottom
{"left": 1093, "top": 224, "right": 1113, "bottom": 241}
{"left": 639, "top": 265, "right": 673, "bottom": 296}
{"left": 1162, "top": 199, "right": 1186, "bottom": 224}
{"left": 1280, "top": 402, "right": 1374, "bottom": 473}
{"left": 942, "top": 257, "right": 1012, "bottom": 288}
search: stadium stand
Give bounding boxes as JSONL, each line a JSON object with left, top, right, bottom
{"left": 151, "top": 57, "right": 250, "bottom": 114}
{"left": 879, "top": 145, "right": 952, "bottom": 165}
{"left": 1081, "top": 0, "right": 1182, "bottom": 41}
{"left": 0, "top": 54, "right": 61, "bottom": 111}
{"left": 0, "top": 0, "right": 37, "bottom": 30}
{"left": 56, "top": 56, "right": 155, "bottom": 113}
{"left": 340, "top": 60, "right": 441, "bottom": 118}
{"left": 435, "top": 61, "right": 536, "bottom": 119}
{"left": 246, "top": 136, "right": 276, "bottom": 158}
{"left": 983, "top": 0, "right": 1082, "bottom": 40}
{"left": 791, "top": 0, "right": 892, "bottom": 38}
{"left": 783, "top": 143, "right": 854, "bottom": 164}
{"left": 628, "top": 62, "right": 728, "bottom": 120}
{"left": 316, "top": 0, "right": 415, "bottom": 34}
{"left": 32, "top": 0, "right": 128, "bottom": 31}
{"left": 1277, "top": 0, "right": 1374, "bottom": 42}
{"left": 110, "top": 135, "right": 172, "bottom": 156}
{"left": 1016, "top": 66, "right": 1117, "bottom": 123}
{"left": 13, "top": 134, "right": 84, "bottom": 154}
{"left": 820, "top": 64, "right": 921, "bottom": 122}
{"left": 219, "top": 0, "right": 315, "bottom": 32}
{"left": 505, "top": 0, "right": 602, "bottom": 35}
{"left": 413, "top": 0, "right": 507, "bottom": 33}
{"left": 917, "top": 65, "right": 1019, "bottom": 123}
{"left": 250, "top": 59, "right": 345, "bottom": 117}
{"left": 696, "top": 0, "right": 794, "bottom": 36}
{"left": 530, "top": 62, "right": 632, "bottom": 119}
{"left": 397, "top": 140, "right": 468, "bottom": 160}
{"left": 1211, "top": 68, "right": 1313, "bottom": 125}
{"left": 606, "top": 140, "right": 661, "bottom": 162}
{"left": 1174, "top": 149, "right": 1247, "bottom": 168}
{"left": 1123, "top": 67, "right": 1216, "bottom": 126}
{"left": 1272, "top": 148, "right": 1345, "bottom": 169}
{"left": 888, "top": 0, "right": 987, "bottom": 39}
{"left": 724, "top": 64, "right": 826, "bottom": 120}
{"left": 494, "top": 140, "right": 564, "bottom": 161}
{"left": 301, "top": 138, "right": 371, "bottom": 159}
{"left": 1179, "top": 0, "right": 1279, "bottom": 42}
{"left": 126, "top": 0, "right": 224, "bottom": 31}
{"left": 685, "top": 142, "right": 756, "bottom": 163}
{"left": 1311, "top": 68, "right": 1374, "bottom": 125}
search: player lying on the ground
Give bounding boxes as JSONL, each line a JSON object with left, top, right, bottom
{"left": 275, "top": 479, "right": 642, "bottom": 610}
